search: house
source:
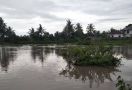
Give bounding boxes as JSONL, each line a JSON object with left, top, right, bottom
{"left": 123, "top": 24, "right": 132, "bottom": 37}
{"left": 108, "top": 28, "right": 124, "bottom": 38}
{"left": 108, "top": 24, "right": 132, "bottom": 38}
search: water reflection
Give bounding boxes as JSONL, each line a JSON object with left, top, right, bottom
{"left": 54, "top": 48, "right": 120, "bottom": 88}
{"left": 59, "top": 64, "right": 119, "bottom": 88}
{"left": 29, "top": 46, "right": 124, "bottom": 88}
{"left": 0, "top": 47, "right": 17, "bottom": 71}
{"left": 31, "top": 46, "right": 54, "bottom": 64}
{"left": 113, "top": 46, "right": 132, "bottom": 60}
{"left": 55, "top": 48, "right": 72, "bottom": 62}
{"left": 0, "top": 45, "right": 131, "bottom": 89}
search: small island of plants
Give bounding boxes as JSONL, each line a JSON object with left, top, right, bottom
{"left": 65, "top": 45, "right": 120, "bottom": 66}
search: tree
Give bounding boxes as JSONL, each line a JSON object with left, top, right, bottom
{"left": 62, "top": 20, "right": 75, "bottom": 39}
{"left": 86, "top": 24, "right": 95, "bottom": 38}
{"left": 5, "top": 27, "right": 16, "bottom": 42}
{"left": 36, "top": 24, "right": 45, "bottom": 38}
{"left": 86, "top": 24, "right": 95, "bottom": 34}
{"left": 54, "top": 31, "right": 62, "bottom": 42}
{"left": 28, "top": 24, "right": 49, "bottom": 42}
{"left": 29, "top": 27, "right": 36, "bottom": 41}
{"left": 54, "top": 31, "right": 59, "bottom": 38}
{"left": 0, "top": 17, "right": 7, "bottom": 41}
{"left": 74, "top": 23, "right": 84, "bottom": 38}
{"left": 6, "top": 27, "right": 16, "bottom": 37}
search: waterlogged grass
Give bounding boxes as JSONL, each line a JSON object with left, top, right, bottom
{"left": 116, "top": 76, "right": 132, "bottom": 90}
{"left": 66, "top": 45, "right": 120, "bottom": 66}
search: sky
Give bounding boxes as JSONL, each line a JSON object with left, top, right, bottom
{"left": 0, "top": 0, "right": 132, "bottom": 35}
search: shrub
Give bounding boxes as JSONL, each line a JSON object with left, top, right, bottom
{"left": 67, "top": 45, "right": 120, "bottom": 66}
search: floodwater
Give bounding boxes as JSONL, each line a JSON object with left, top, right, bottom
{"left": 0, "top": 45, "right": 131, "bottom": 90}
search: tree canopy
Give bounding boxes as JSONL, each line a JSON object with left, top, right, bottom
{"left": 0, "top": 17, "right": 131, "bottom": 44}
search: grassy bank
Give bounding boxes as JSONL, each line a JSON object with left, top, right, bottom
{"left": 0, "top": 38, "right": 132, "bottom": 46}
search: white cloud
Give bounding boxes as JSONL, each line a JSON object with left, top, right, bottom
{"left": 0, "top": 0, "right": 132, "bottom": 35}
{"left": 0, "top": 12, "right": 7, "bottom": 17}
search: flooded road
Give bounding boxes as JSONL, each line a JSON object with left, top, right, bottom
{"left": 0, "top": 45, "right": 131, "bottom": 90}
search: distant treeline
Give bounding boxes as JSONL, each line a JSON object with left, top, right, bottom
{"left": 0, "top": 17, "right": 131, "bottom": 44}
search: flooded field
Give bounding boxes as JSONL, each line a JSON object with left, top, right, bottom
{"left": 0, "top": 45, "right": 131, "bottom": 90}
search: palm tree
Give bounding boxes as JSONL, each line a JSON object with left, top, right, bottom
{"left": 86, "top": 24, "right": 95, "bottom": 34}
{"left": 75, "top": 23, "right": 84, "bottom": 38}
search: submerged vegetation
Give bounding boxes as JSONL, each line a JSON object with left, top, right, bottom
{"left": 62, "top": 45, "right": 121, "bottom": 66}
{"left": 56, "top": 45, "right": 121, "bottom": 66}
{"left": 116, "top": 76, "right": 132, "bottom": 90}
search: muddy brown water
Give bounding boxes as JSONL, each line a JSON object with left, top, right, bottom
{"left": 0, "top": 45, "right": 131, "bottom": 90}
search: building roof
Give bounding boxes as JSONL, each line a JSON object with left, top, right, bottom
{"left": 109, "top": 29, "right": 123, "bottom": 34}
{"left": 123, "top": 24, "right": 132, "bottom": 31}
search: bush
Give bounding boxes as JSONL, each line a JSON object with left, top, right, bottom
{"left": 67, "top": 45, "right": 120, "bottom": 66}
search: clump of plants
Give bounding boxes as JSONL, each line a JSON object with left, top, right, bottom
{"left": 116, "top": 76, "right": 132, "bottom": 90}
{"left": 67, "top": 45, "right": 120, "bottom": 66}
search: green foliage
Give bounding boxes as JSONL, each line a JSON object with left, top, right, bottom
{"left": 66, "top": 45, "right": 120, "bottom": 66}
{"left": 0, "top": 17, "right": 16, "bottom": 43}
{"left": 116, "top": 76, "right": 132, "bottom": 90}
{"left": 74, "top": 23, "right": 84, "bottom": 38}
{"left": 0, "top": 16, "right": 132, "bottom": 45}
{"left": 28, "top": 24, "right": 54, "bottom": 43}
{"left": 63, "top": 20, "right": 74, "bottom": 36}
{"left": 0, "top": 17, "right": 7, "bottom": 41}
{"left": 86, "top": 24, "right": 95, "bottom": 38}
{"left": 86, "top": 24, "right": 95, "bottom": 34}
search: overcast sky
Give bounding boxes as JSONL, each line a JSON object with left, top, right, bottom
{"left": 0, "top": 0, "right": 132, "bottom": 35}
